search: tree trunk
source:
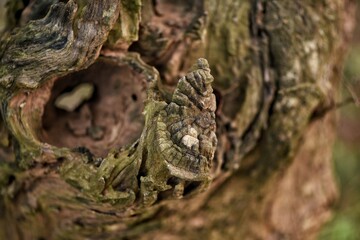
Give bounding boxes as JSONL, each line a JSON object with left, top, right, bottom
{"left": 0, "top": 0, "right": 353, "bottom": 239}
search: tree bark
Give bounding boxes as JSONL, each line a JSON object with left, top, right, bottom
{"left": 0, "top": 0, "right": 353, "bottom": 239}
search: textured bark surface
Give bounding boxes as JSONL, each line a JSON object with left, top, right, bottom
{"left": 0, "top": 0, "right": 353, "bottom": 239}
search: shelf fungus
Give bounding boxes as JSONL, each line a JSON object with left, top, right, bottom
{"left": 140, "top": 58, "right": 217, "bottom": 205}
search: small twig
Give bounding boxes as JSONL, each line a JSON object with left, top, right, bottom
{"left": 345, "top": 82, "right": 360, "bottom": 106}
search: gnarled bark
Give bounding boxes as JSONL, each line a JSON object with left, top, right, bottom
{"left": 0, "top": 0, "right": 353, "bottom": 239}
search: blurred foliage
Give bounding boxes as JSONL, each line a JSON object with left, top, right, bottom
{"left": 319, "top": 142, "right": 360, "bottom": 240}
{"left": 318, "top": 14, "right": 360, "bottom": 240}
{"left": 344, "top": 46, "right": 360, "bottom": 82}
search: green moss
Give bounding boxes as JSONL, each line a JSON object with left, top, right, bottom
{"left": 205, "top": 0, "right": 251, "bottom": 90}
{"left": 319, "top": 216, "right": 360, "bottom": 240}
{"left": 0, "top": 163, "right": 14, "bottom": 188}
{"left": 106, "top": 0, "right": 141, "bottom": 48}
{"left": 122, "top": 0, "right": 141, "bottom": 12}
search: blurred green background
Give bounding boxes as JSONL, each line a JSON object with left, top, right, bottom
{"left": 318, "top": 7, "right": 360, "bottom": 240}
